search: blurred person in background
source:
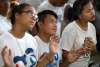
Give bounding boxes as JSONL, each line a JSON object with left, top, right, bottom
{"left": 0, "top": 0, "right": 12, "bottom": 35}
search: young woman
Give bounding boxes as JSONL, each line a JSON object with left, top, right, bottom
{"left": 60, "top": 0, "right": 97, "bottom": 67}
{"left": 0, "top": 3, "right": 38, "bottom": 67}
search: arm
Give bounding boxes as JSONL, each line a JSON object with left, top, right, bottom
{"left": 60, "top": 49, "right": 70, "bottom": 67}
{"left": 61, "top": 49, "right": 81, "bottom": 66}
{"left": 37, "top": 52, "right": 54, "bottom": 67}
{"left": 37, "top": 35, "right": 58, "bottom": 67}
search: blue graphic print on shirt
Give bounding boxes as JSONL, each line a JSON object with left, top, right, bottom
{"left": 13, "top": 48, "right": 37, "bottom": 67}
{"left": 46, "top": 53, "right": 60, "bottom": 67}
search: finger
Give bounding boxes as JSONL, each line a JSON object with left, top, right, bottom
{"left": 9, "top": 49, "right": 12, "bottom": 56}
{"left": 1, "top": 46, "right": 7, "bottom": 56}
{"left": 50, "top": 35, "right": 59, "bottom": 43}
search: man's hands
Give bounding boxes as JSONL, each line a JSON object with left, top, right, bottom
{"left": 83, "top": 37, "right": 96, "bottom": 54}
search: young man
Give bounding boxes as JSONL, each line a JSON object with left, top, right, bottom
{"left": 60, "top": 0, "right": 97, "bottom": 67}
{"left": 37, "top": 0, "right": 68, "bottom": 37}
{"left": 34, "top": 10, "right": 62, "bottom": 67}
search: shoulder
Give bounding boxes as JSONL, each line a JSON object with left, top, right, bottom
{"left": 63, "top": 21, "right": 77, "bottom": 33}
{"left": 34, "top": 35, "right": 39, "bottom": 40}
{"left": 88, "top": 22, "right": 95, "bottom": 27}
{"left": 0, "top": 32, "right": 11, "bottom": 40}
{"left": 88, "top": 22, "right": 96, "bottom": 30}
{"left": 25, "top": 32, "right": 35, "bottom": 40}
{"left": 37, "top": 1, "right": 48, "bottom": 11}
{"left": 0, "top": 32, "right": 11, "bottom": 51}
{"left": 25, "top": 33, "right": 37, "bottom": 44}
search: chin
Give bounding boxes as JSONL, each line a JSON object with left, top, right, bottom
{"left": 28, "top": 27, "right": 33, "bottom": 31}
{"left": 51, "top": 32, "right": 56, "bottom": 35}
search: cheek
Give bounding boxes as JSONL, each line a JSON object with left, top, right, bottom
{"left": 83, "top": 13, "right": 92, "bottom": 19}
{"left": 86, "top": 14, "right": 93, "bottom": 19}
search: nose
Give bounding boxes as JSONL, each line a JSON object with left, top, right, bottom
{"left": 90, "top": 8, "right": 95, "bottom": 16}
{"left": 32, "top": 15, "right": 38, "bottom": 22}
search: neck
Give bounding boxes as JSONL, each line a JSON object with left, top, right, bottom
{"left": 37, "top": 31, "right": 50, "bottom": 43}
{"left": 10, "top": 24, "right": 26, "bottom": 38}
{"left": 76, "top": 19, "right": 88, "bottom": 31}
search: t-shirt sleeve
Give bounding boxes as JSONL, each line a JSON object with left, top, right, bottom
{"left": 90, "top": 23, "right": 97, "bottom": 45}
{"left": 60, "top": 27, "right": 76, "bottom": 51}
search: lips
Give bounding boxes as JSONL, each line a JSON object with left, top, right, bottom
{"left": 91, "top": 15, "right": 96, "bottom": 21}
{"left": 52, "top": 28, "right": 57, "bottom": 32}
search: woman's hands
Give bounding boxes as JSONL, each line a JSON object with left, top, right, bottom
{"left": 1, "top": 46, "right": 12, "bottom": 67}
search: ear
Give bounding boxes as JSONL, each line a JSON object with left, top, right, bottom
{"left": 15, "top": 13, "right": 20, "bottom": 19}
{"left": 37, "top": 22, "right": 41, "bottom": 28}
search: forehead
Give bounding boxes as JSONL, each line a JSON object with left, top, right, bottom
{"left": 23, "top": 5, "right": 36, "bottom": 13}
{"left": 45, "top": 14, "right": 56, "bottom": 21}
{"left": 83, "top": 2, "right": 93, "bottom": 10}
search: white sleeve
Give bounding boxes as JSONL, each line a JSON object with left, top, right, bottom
{"left": 0, "top": 37, "right": 6, "bottom": 67}
{"left": 60, "top": 27, "right": 76, "bottom": 51}
{"left": 90, "top": 23, "right": 97, "bottom": 45}
{"left": 37, "top": 2, "right": 45, "bottom": 13}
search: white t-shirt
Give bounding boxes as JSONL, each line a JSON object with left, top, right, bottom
{"left": 0, "top": 32, "right": 38, "bottom": 67}
{"left": 67, "top": 0, "right": 76, "bottom": 7}
{"left": 22, "top": 0, "right": 44, "bottom": 10}
{"left": 34, "top": 35, "right": 61, "bottom": 67}
{"left": 38, "top": 0, "right": 64, "bottom": 37}
{"left": 0, "top": 15, "right": 12, "bottom": 35}
{"left": 60, "top": 21, "right": 97, "bottom": 67}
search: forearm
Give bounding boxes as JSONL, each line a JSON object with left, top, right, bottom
{"left": 37, "top": 52, "right": 54, "bottom": 67}
{"left": 61, "top": 49, "right": 70, "bottom": 67}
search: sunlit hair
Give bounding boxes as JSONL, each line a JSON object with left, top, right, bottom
{"left": 10, "top": 3, "right": 31, "bottom": 25}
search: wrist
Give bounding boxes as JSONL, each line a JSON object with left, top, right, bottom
{"left": 46, "top": 52, "right": 54, "bottom": 62}
{"left": 3, "top": 63, "right": 12, "bottom": 67}
{"left": 3, "top": 65, "right": 11, "bottom": 67}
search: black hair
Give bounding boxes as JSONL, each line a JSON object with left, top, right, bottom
{"left": 10, "top": 3, "right": 31, "bottom": 25}
{"left": 68, "top": 0, "right": 91, "bottom": 21}
{"left": 37, "top": 10, "right": 58, "bottom": 22}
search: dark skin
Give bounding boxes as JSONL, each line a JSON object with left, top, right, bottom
{"left": 49, "top": 0, "right": 67, "bottom": 7}
{"left": 62, "top": 2, "right": 96, "bottom": 66}
{"left": 0, "top": 0, "right": 10, "bottom": 16}
{"left": 36, "top": 14, "right": 59, "bottom": 67}
{"left": 1, "top": 5, "right": 37, "bottom": 67}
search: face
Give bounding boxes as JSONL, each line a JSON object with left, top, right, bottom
{"left": 0, "top": 0, "right": 10, "bottom": 15}
{"left": 40, "top": 14, "right": 57, "bottom": 35}
{"left": 79, "top": 2, "right": 95, "bottom": 21}
{"left": 16, "top": 5, "right": 38, "bottom": 30}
